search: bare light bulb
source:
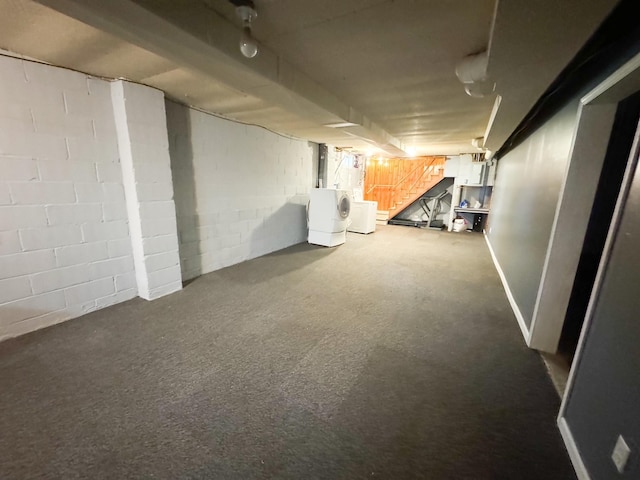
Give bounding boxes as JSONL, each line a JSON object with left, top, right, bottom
{"left": 236, "top": 5, "right": 258, "bottom": 59}
{"left": 464, "top": 80, "right": 496, "bottom": 98}
{"left": 240, "top": 26, "right": 258, "bottom": 58}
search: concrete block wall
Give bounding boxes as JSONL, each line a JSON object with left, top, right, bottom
{"left": 0, "top": 54, "right": 313, "bottom": 339}
{"left": 166, "top": 101, "right": 316, "bottom": 280}
{"left": 0, "top": 56, "right": 136, "bottom": 340}
{"left": 111, "top": 81, "right": 182, "bottom": 300}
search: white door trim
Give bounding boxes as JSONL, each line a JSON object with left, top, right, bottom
{"left": 557, "top": 51, "right": 640, "bottom": 480}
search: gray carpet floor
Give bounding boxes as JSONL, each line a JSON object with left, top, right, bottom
{"left": 0, "top": 226, "right": 575, "bottom": 479}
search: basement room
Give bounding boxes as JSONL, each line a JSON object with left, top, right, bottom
{"left": 1, "top": 0, "right": 638, "bottom": 479}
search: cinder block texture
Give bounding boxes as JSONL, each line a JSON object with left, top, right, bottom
{"left": 0, "top": 56, "right": 136, "bottom": 341}
{"left": 1, "top": 56, "right": 312, "bottom": 341}
{"left": 111, "top": 80, "right": 182, "bottom": 301}
{"left": 166, "top": 100, "right": 315, "bottom": 281}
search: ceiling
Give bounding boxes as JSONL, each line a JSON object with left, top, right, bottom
{"left": 0, "top": 0, "right": 619, "bottom": 156}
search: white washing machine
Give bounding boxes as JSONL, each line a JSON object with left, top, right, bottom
{"left": 348, "top": 200, "right": 377, "bottom": 234}
{"left": 308, "top": 188, "right": 351, "bottom": 247}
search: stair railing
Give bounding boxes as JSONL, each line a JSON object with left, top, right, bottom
{"left": 365, "top": 156, "right": 445, "bottom": 211}
{"left": 405, "top": 157, "right": 439, "bottom": 198}
{"left": 390, "top": 156, "right": 443, "bottom": 210}
{"left": 365, "top": 159, "right": 427, "bottom": 195}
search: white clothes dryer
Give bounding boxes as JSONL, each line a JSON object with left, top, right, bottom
{"left": 307, "top": 188, "right": 351, "bottom": 247}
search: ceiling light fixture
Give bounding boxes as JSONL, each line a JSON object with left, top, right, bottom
{"left": 234, "top": 1, "right": 258, "bottom": 58}
{"left": 455, "top": 50, "right": 496, "bottom": 98}
{"left": 464, "top": 82, "right": 496, "bottom": 98}
{"left": 471, "top": 137, "right": 485, "bottom": 149}
{"left": 324, "top": 122, "right": 359, "bottom": 128}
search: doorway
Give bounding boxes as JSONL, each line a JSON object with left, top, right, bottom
{"left": 528, "top": 55, "right": 640, "bottom": 401}
{"left": 557, "top": 91, "right": 640, "bottom": 364}
{"left": 558, "top": 84, "right": 640, "bottom": 480}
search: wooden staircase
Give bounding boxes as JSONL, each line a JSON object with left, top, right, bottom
{"left": 375, "top": 210, "right": 390, "bottom": 225}
{"left": 364, "top": 156, "right": 446, "bottom": 223}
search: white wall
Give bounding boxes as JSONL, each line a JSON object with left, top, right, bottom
{"left": 331, "top": 150, "right": 365, "bottom": 195}
{"left": 166, "top": 101, "right": 316, "bottom": 280}
{"left": 111, "top": 81, "right": 182, "bottom": 300}
{"left": 487, "top": 102, "right": 578, "bottom": 334}
{"left": 325, "top": 145, "right": 339, "bottom": 189}
{"left": 0, "top": 55, "right": 315, "bottom": 339}
{"left": 0, "top": 56, "right": 136, "bottom": 340}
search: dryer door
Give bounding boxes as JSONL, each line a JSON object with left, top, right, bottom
{"left": 337, "top": 194, "right": 351, "bottom": 219}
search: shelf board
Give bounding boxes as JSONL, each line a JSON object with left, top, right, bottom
{"left": 454, "top": 207, "right": 490, "bottom": 214}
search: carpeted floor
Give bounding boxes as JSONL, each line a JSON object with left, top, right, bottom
{"left": 0, "top": 226, "right": 575, "bottom": 479}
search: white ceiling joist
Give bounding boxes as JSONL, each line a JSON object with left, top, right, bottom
{"left": 34, "top": 0, "right": 408, "bottom": 155}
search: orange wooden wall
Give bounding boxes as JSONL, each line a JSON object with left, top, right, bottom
{"left": 364, "top": 156, "right": 445, "bottom": 211}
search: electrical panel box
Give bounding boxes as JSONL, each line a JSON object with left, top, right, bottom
{"left": 447, "top": 154, "right": 496, "bottom": 187}
{"left": 444, "top": 156, "right": 460, "bottom": 177}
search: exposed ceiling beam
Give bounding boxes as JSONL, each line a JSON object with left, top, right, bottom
{"left": 484, "top": 0, "right": 619, "bottom": 152}
{"left": 34, "top": 0, "right": 408, "bottom": 155}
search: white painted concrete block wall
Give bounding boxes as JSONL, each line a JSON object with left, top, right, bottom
{"left": 111, "top": 81, "right": 182, "bottom": 300}
{"left": 166, "top": 101, "right": 316, "bottom": 280}
{"left": 0, "top": 56, "right": 136, "bottom": 340}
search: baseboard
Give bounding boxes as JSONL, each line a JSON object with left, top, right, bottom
{"left": 483, "top": 233, "right": 531, "bottom": 343}
{"left": 558, "top": 417, "right": 591, "bottom": 480}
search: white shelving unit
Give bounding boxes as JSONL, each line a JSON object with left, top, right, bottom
{"left": 445, "top": 154, "right": 496, "bottom": 231}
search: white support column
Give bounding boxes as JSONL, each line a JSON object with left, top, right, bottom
{"left": 111, "top": 80, "right": 182, "bottom": 300}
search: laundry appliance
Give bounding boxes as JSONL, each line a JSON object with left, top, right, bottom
{"left": 347, "top": 200, "right": 377, "bottom": 234}
{"left": 307, "top": 188, "right": 351, "bottom": 247}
